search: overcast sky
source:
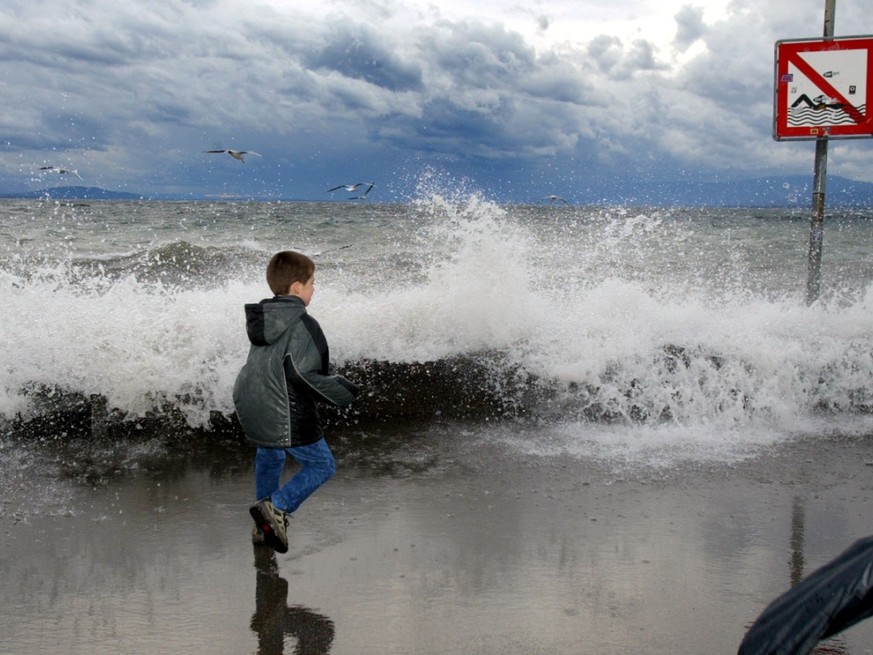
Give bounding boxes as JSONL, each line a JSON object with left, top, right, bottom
{"left": 1, "top": 0, "right": 871, "bottom": 202}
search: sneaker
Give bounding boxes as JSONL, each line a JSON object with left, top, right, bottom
{"left": 249, "top": 498, "right": 289, "bottom": 554}
{"left": 251, "top": 514, "right": 290, "bottom": 545}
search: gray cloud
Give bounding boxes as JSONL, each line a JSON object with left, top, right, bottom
{"left": 586, "top": 35, "right": 666, "bottom": 79}
{"left": 301, "top": 22, "right": 423, "bottom": 91}
{"left": 1, "top": 0, "right": 872, "bottom": 200}
{"left": 673, "top": 5, "right": 706, "bottom": 52}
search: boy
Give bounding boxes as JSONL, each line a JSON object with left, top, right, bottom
{"left": 233, "top": 251, "right": 359, "bottom": 554}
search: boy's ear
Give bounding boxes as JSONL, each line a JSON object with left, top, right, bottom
{"left": 287, "top": 281, "right": 299, "bottom": 295}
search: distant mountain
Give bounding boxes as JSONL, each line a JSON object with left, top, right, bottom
{"left": 590, "top": 175, "right": 873, "bottom": 208}
{"left": 0, "top": 176, "right": 872, "bottom": 206}
{"left": 0, "top": 186, "right": 143, "bottom": 200}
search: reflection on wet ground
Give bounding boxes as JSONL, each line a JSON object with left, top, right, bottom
{"left": 251, "top": 547, "right": 335, "bottom": 655}
{"left": 2, "top": 430, "right": 873, "bottom": 654}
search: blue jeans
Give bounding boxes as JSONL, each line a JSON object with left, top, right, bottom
{"left": 255, "top": 438, "right": 336, "bottom": 513}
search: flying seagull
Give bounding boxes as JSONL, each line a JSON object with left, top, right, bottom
{"left": 327, "top": 182, "right": 375, "bottom": 199}
{"left": 327, "top": 182, "right": 371, "bottom": 193}
{"left": 39, "top": 166, "right": 82, "bottom": 179}
{"left": 349, "top": 182, "right": 375, "bottom": 199}
{"left": 542, "top": 195, "right": 569, "bottom": 204}
{"left": 203, "top": 149, "right": 262, "bottom": 163}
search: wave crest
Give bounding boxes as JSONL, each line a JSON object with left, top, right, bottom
{"left": 7, "top": 344, "right": 873, "bottom": 447}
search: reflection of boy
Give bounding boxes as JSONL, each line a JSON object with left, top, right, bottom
{"left": 234, "top": 251, "right": 359, "bottom": 553}
{"left": 251, "top": 549, "right": 336, "bottom": 654}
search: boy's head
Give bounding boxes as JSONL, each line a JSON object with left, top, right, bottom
{"left": 266, "top": 251, "right": 316, "bottom": 302}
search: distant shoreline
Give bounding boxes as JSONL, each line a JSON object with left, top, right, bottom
{"left": 2, "top": 174, "right": 873, "bottom": 207}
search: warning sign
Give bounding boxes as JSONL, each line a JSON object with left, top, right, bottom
{"left": 774, "top": 35, "right": 873, "bottom": 140}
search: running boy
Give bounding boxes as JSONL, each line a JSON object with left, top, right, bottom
{"left": 233, "top": 251, "right": 359, "bottom": 553}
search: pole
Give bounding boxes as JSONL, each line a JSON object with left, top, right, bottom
{"left": 806, "top": 0, "right": 836, "bottom": 305}
{"left": 806, "top": 139, "right": 828, "bottom": 303}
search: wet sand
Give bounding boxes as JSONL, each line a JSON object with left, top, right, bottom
{"left": 3, "top": 429, "right": 873, "bottom": 655}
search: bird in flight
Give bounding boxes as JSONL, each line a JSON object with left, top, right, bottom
{"left": 327, "top": 182, "right": 375, "bottom": 199}
{"left": 350, "top": 182, "right": 375, "bottom": 199}
{"left": 203, "top": 149, "right": 262, "bottom": 163}
{"left": 542, "top": 195, "right": 569, "bottom": 204}
{"left": 39, "top": 166, "right": 82, "bottom": 179}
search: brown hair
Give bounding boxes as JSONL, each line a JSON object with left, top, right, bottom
{"left": 266, "top": 251, "right": 315, "bottom": 295}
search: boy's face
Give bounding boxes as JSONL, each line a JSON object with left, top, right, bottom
{"left": 289, "top": 274, "right": 315, "bottom": 306}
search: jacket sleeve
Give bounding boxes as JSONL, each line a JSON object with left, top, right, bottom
{"left": 233, "top": 343, "right": 292, "bottom": 446}
{"left": 288, "top": 315, "right": 360, "bottom": 407}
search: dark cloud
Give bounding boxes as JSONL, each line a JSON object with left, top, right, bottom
{"left": 430, "top": 22, "right": 592, "bottom": 105}
{"left": 673, "top": 5, "right": 706, "bottom": 52}
{"left": 675, "top": 9, "right": 774, "bottom": 106}
{"left": 424, "top": 20, "right": 537, "bottom": 90}
{"left": 1, "top": 0, "right": 872, "bottom": 199}
{"left": 302, "top": 22, "right": 423, "bottom": 91}
{"left": 624, "top": 39, "right": 665, "bottom": 72}
{"left": 587, "top": 35, "right": 624, "bottom": 74}
{"left": 337, "top": 18, "right": 598, "bottom": 164}
{"left": 586, "top": 35, "right": 666, "bottom": 79}
{"left": 516, "top": 53, "right": 594, "bottom": 105}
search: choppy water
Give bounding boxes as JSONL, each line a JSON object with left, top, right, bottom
{"left": 3, "top": 186, "right": 873, "bottom": 472}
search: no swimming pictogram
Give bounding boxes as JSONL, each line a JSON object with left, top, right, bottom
{"left": 774, "top": 35, "right": 873, "bottom": 140}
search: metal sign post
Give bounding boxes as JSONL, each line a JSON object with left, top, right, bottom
{"left": 774, "top": 1, "right": 873, "bottom": 303}
{"left": 807, "top": 137, "right": 828, "bottom": 304}
{"left": 809, "top": 0, "right": 835, "bottom": 305}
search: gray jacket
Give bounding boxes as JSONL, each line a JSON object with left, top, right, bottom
{"left": 233, "top": 295, "right": 359, "bottom": 447}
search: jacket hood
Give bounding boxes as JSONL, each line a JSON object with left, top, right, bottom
{"left": 244, "top": 296, "right": 306, "bottom": 346}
